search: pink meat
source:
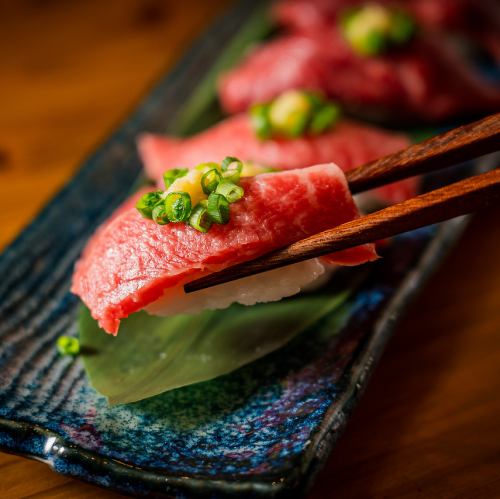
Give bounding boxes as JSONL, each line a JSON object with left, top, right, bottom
{"left": 72, "top": 164, "right": 377, "bottom": 334}
{"left": 274, "top": 0, "right": 500, "bottom": 62}
{"left": 138, "top": 115, "right": 414, "bottom": 203}
{"left": 274, "top": 0, "right": 486, "bottom": 32}
{"left": 274, "top": 0, "right": 353, "bottom": 33}
{"left": 218, "top": 27, "right": 500, "bottom": 121}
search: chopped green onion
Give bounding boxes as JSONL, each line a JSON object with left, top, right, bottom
{"left": 189, "top": 203, "right": 213, "bottom": 233}
{"left": 287, "top": 111, "right": 311, "bottom": 137}
{"left": 57, "top": 335, "right": 80, "bottom": 356}
{"left": 223, "top": 170, "right": 241, "bottom": 183}
{"left": 201, "top": 168, "right": 222, "bottom": 195}
{"left": 340, "top": 7, "right": 358, "bottom": 31}
{"left": 163, "top": 168, "right": 188, "bottom": 188}
{"left": 249, "top": 90, "right": 344, "bottom": 139}
{"left": 340, "top": 4, "right": 415, "bottom": 56}
{"left": 250, "top": 103, "right": 272, "bottom": 140}
{"left": 165, "top": 192, "right": 192, "bottom": 222}
{"left": 358, "top": 30, "right": 387, "bottom": 56}
{"left": 207, "top": 192, "right": 230, "bottom": 224}
{"left": 136, "top": 191, "right": 163, "bottom": 219}
{"left": 221, "top": 156, "right": 243, "bottom": 183}
{"left": 390, "top": 11, "right": 416, "bottom": 44}
{"left": 140, "top": 158, "right": 248, "bottom": 231}
{"left": 215, "top": 180, "right": 244, "bottom": 203}
{"left": 309, "top": 103, "right": 342, "bottom": 135}
{"left": 304, "top": 91, "right": 324, "bottom": 111}
{"left": 221, "top": 156, "right": 243, "bottom": 172}
{"left": 195, "top": 161, "right": 220, "bottom": 173}
{"left": 269, "top": 90, "right": 312, "bottom": 138}
{"left": 152, "top": 203, "right": 170, "bottom": 225}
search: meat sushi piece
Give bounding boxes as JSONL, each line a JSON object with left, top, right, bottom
{"left": 274, "top": 0, "right": 500, "bottom": 62}
{"left": 409, "top": 0, "right": 500, "bottom": 64}
{"left": 72, "top": 164, "right": 377, "bottom": 334}
{"left": 274, "top": 0, "right": 353, "bottom": 33}
{"left": 138, "top": 114, "right": 414, "bottom": 204}
{"left": 218, "top": 28, "right": 500, "bottom": 121}
{"left": 219, "top": 33, "right": 335, "bottom": 115}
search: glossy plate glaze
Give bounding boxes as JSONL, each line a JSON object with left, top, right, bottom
{"left": 0, "top": 1, "right": 493, "bottom": 497}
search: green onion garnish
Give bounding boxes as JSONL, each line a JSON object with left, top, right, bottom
{"left": 201, "top": 168, "right": 222, "bottom": 195}
{"left": 163, "top": 168, "right": 188, "bottom": 188}
{"left": 309, "top": 103, "right": 342, "bottom": 135}
{"left": 340, "top": 5, "right": 415, "bottom": 56}
{"left": 288, "top": 111, "right": 311, "bottom": 137}
{"left": 138, "top": 157, "right": 248, "bottom": 231}
{"left": 221, "top": 156, "right": 243, "bottom": 172}
{"left": 305, "top": 91, "right": 324, "bottom": 108}
{"left": 195, "top": 161, "right": 220, "bottom": 172}
{"left": 249, "top": 91, "right": 341, "bottom": 139}
{"left": 250, "top": 103, "right": 272, "bottom": 140}
{"left": 207, "top": 192, "right": 230, "bottom": 224}
{"left": 268, "top": 90, "right": 312, "bottom": 138}
{"left": 136, "top": 191, "right": 163, "bottom": 219}
{"left": 165, "top": 192, "right": 192, "bottom": 222}
{"left": 215, "top": 180, "right": 244, "bottom": 203}
{"left": 221, "top": 156, "right": 243, "bottom": 183}
{"left": 152, "top": 203, "right": 170, "bottom": 225}
{"left": 189, "top": 202, "right": 213, "bottom": 233}
{"left": 358, "top": 30, "right": 387, "bottom": 56}
{"left": 57, "top": 335, "right": 80, "bottom": 356}
{"left": 390, "top": 11, "right": 416, "bottom": 44}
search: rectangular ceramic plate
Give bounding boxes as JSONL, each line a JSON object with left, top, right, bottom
{"left": 0, "top": 1, "right": 493, "bottom": 497}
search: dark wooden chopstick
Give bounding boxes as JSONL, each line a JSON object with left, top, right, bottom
{"left": 185, "top": 168, "right": 500, "bottom": 292}
{"left": 184, "top": 113, "right": 500, "bottom": 293}
{"left": 346, "top": 112, "right": 500, "bottom": 194}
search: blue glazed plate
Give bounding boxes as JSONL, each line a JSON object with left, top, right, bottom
{"left": 0, "top": 1, "right": 493, "bottom": 497}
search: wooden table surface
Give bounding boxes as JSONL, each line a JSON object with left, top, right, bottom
{"left": 1, "top": 1, "right": 499, "bottom": 498}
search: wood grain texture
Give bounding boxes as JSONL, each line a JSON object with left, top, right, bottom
{"left": 186, "top": 169, "right": 500, "bottom": 291}
{"left": 346, "top": 112, "right": 500, "bottom": 194}
{"left": 0, "top": 1, "right": 499, "bottom": 498}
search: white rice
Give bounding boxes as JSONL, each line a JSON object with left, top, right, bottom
{"left": 144, "top": 258, "right": 328, "bottom": 317}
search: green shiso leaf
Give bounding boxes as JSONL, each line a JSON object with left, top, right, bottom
{"left": 79, "top": 290, "right": 349, "bottom": 405}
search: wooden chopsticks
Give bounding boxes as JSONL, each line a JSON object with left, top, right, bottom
{"left": 346, "top": 112, "right": 500, "bottom": 194}
{"left": 186, "top": 169, "right": 499, "bottom": 292}
{"left": 184, "top": 113, "right": 500, "bottom": 293}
